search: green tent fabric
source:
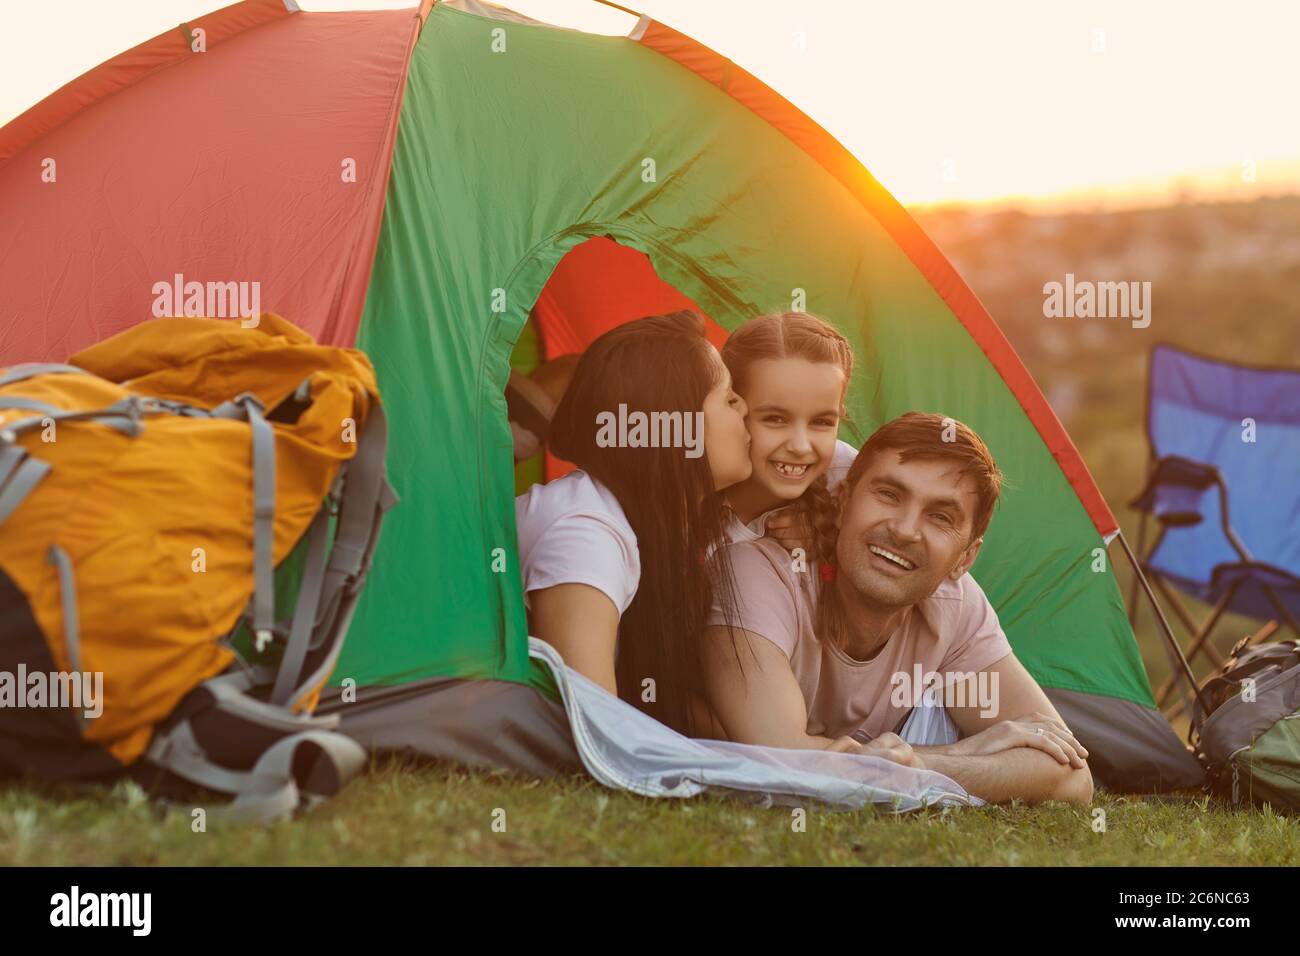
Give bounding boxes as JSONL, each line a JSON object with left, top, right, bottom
{"left": 334, "top": 2, "right": 1198, "bottom": 788}
{"left": 0, "top": 0, "right": 1202, "bottom": 791}
{"left": 352, "top": 3, "right": 1122, "bottom": 691}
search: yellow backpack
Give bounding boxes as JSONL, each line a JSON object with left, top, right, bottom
{"left": 0, "top": 313, "right": 396, "bottom": 820}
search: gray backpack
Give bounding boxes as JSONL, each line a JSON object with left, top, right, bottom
{"left": 1193, "top": 639, "right": 1300, "bottom": 812}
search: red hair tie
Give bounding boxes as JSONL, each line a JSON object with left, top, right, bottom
{"left": 819, "top": 564, "right": 837, "bottom": 582}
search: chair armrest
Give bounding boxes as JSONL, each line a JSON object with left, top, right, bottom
{"left": 1129, "top": 455, "right": 1221, "bottom": 527}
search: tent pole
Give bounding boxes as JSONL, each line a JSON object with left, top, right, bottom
{"left": 1116, "top": 528, "right": 1208, "bottom": 717}
{"left": 590, "top": 0, "right": 645, "bottom": 17}
{"left": 1126, "top": 512, "right": 1147, "bottom": 627}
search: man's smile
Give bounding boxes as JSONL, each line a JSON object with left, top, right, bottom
{"left": 867, "top": 543, "right": 919, "bottom": 572}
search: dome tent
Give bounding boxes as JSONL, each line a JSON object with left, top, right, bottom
{"left": 0, "top": 0, "right": 1202, "bottom": 792}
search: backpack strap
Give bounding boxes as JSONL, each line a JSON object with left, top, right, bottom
{"left": 227, "top": 730, "right": 366, "bottom": 823}
{"left": 45, "top": 544, "right": 82, "bottom": 667}
{"left": 212, "top": 390, "right": 393, "bottom": 708}
{"left": 0, "top": 445, "right": 51, "bottom": 524}
{"left": 270, "top": 507, "right": 332, "bottom": 707}
{"left": 145, "top": 719, "right": 366, "bottom": 824}
{"left": 204, "top": 674, "right": 341, "bottom": 731}
{"left": 0, "top": 363, "right": 90, "bottom": 387}
{"left": 212, "top": 393, "right": 278, "bottom": 652}
{"left": 267, "top": 404, "right": 396, "bottom": 710}
{"left": 144, "top": 673, "right": 365, "bottom": 823}
{"left": 325, "top": 403, "right": 392, "bottom": 603}
{"left": 247, "top": 400, "right": 277, "bottom": 653}
{"left": 45, "top": 543, "right": 87, "bottom": 733}
{"left": 0, "top": 396, "right": 65, "bottom": 416}
{"left": 0, "top": 401, "right": 146, "bottom": 441}
{"left": 284, "top": 404, "right": 397, "bottom": 710}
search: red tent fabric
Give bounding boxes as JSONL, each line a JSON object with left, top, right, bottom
{"left": 0, "top": 3, "right": 418, "bottom": 360}
{"left": 531, "top": 236, "right": 725, "bottom": 479}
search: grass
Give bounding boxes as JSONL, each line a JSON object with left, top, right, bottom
{"left": 2, "top": 755, "right": 1297, "bottom": 866}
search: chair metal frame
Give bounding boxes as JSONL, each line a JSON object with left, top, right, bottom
{"left": 1127, "top": 457, "right": 1300, "bottom": 721}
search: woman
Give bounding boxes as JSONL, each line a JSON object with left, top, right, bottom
{"left": 515, "top": 311, "right": 751, "bottom": 735}
{"left": 720, "top": 311, "right": 857, "bottom": 561}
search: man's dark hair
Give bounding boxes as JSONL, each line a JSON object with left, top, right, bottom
{"left": 841, "top": 411, "right": 1003, "bottom": 541}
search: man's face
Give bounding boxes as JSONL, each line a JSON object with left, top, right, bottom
{"left": 836, "top": 449, "right": 983, "bottom": 608}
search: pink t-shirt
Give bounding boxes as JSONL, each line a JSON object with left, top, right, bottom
{"left": 707, "top": 537, "right": 1013, "bottom": 742}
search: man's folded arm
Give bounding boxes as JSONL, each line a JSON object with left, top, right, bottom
{"left": 913, "top": 746, "right": 1093, "bottom": 805}
{"left": 701, "top": 625, "right": 845, "bottom": 752}
{"left": 920, "top": 653, "right": 1093, "bottom": 804}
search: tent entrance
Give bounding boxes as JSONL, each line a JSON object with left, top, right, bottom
{"left": 509, "top": 234, "right": 727, "bottom": 491}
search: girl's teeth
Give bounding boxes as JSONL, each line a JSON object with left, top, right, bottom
{"left": 774, "top": 462, "right": 809, "bottom": 476}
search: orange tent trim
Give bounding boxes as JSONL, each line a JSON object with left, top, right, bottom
{"left": 636, "top": 19, "right": 1118, "bottom": 538}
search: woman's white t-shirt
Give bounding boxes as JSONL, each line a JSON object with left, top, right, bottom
{"left": 515, "top": 439, "right": 857, "bottom": 611}
{"left": 724, "top": 439, "right": 858, "bottom": 544}
{"left": 514, "top": 470, "right": 640, "bottom": 616}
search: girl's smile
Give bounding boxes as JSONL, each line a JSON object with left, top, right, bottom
{"left": 771, "top": 460, "right": 813, "bottom": 479}
{"left": 727, "top": 355, "right": 846, "bottom": 523}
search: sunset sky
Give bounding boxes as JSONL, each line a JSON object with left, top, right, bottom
{"left": 4, "top": 0, "right": 1298, "bottom": 210}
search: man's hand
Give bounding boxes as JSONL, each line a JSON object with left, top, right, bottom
{"left": 940, "top": 654, "right": 1095, "bottom": 798}
{"left": 826, "top": 732, "right": 920, "bottom": 768}
{"left": 764, "top": 509, "right": 814, "bottom": 553}
{"left": 947, "top": 711, "right": 1089, "bottom": 769}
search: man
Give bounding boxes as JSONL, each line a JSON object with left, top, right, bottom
{"left": 704, "top": 411, "right": 1093, "bottom": 804}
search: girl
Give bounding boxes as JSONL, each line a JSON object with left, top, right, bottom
{"left": 720, "top": 312, "right": 857, "bottom": 559}
{"left": 514, "top": 311, "right": 751, "bottom": 735}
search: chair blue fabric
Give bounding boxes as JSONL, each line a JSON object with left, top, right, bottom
{"left": 1141, "top": 345, "right": 1300, "bottom": 622}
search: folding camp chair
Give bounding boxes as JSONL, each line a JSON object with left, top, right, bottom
{"left": 1127, "top": 345, "right": 1300, "bottom": 719}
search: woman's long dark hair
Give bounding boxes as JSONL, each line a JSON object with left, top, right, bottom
{"left": 548, "top": 311, "right": 737, "bottom": 736}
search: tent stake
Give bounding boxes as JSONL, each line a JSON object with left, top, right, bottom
{"left": 1115, "top": 528, "right": 1208, "bottom": 720}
